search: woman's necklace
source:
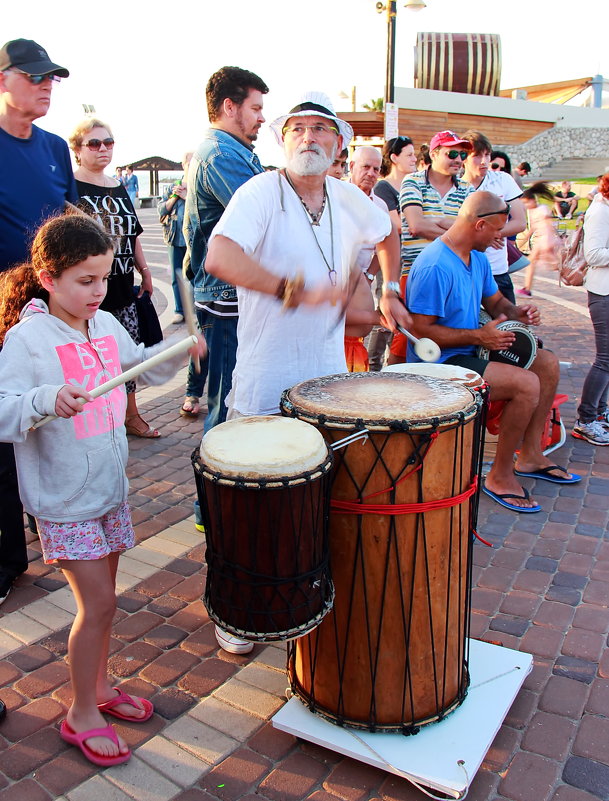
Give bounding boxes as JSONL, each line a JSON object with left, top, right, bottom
{"left": 283, "top": 170, "right": 337, "bottom": 286}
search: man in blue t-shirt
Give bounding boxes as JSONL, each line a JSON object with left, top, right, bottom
{"left": 0, "top": 39, "right": 77, "bottom": 642}
{"left": 407, "top": 191, "right": 580, "bottom": 514}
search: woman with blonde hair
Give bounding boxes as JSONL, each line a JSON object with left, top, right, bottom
{"left": 69, "top": 118, "right": 159, "bottom": 437}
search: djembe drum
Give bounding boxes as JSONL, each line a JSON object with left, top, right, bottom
{"left": 281, "top": 372, "right": 485, "bottom": 733}
{"left": 192, "top": 416, "right": 334, "bottom": 642}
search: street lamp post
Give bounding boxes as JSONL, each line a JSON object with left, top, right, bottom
{"left": 377, "top": 0, "right": 427, "bottom": 107}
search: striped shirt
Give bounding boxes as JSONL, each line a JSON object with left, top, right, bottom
{"left": 399, "top": 168, "right": 472, "bottom": 277}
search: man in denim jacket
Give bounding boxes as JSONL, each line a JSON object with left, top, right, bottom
{"left": 184, "top": 66, "right": 268, "bottom": 436}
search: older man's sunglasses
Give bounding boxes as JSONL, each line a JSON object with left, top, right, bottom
{"left": 477, "top": 203, "right": 511, "bottom": 218}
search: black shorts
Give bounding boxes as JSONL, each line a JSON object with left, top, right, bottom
{"left": 444, "top": 354, "right": 489, "bottom": 376}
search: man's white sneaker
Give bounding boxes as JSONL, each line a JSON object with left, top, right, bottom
{"left": 572, "top": 419, "right": 609, "bottom": 445}
{"left": 214, "top": 625, "right": 254, "bottom": 654}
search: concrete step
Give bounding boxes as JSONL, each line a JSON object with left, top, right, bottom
{"left": 534, "top": 157, "right": 609, "bottom": 182}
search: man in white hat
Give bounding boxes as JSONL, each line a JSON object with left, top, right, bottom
{"left": 205, "top": 91, "right": 410, "bottom": 419}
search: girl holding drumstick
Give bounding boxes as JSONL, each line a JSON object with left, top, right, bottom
{"left": 0, "top": 215, "right": 205, "bottom": 767}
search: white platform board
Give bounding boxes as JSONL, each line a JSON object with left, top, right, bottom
{"left": 273, "top": 639, "right": 532, "bottom": 800}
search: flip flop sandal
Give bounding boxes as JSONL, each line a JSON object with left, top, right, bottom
{"left": 125, "top": 414, "right": 161, "bottom": 438}
{"left": 482, "top": 482, "right": 542, "bottom": 513}
{"left": 97, "top": 687, "right": 154, "bottom": 722}
{"left": 514, "top": 464, "right": 581, "bottom": 484}
{"left": 59, "top": 720, "right": 131, "bottom": 767}
{"left": 179, "top": 397, "right": 200, "bottom": 418}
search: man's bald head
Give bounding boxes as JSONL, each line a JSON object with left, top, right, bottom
{"left": 448, "top": 191, "right": 510, "bottom": 253}
{"left": 458, "top": 191, "right": 509, "bottom": 222}
{"left": 350, "top": 146, "right": 381, "bottom": 195}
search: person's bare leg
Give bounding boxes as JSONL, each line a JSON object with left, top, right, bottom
{"left": 484, "top": 362, "right": 540, "bottom": 508}
{"left": 514, "top": 349, "right": 575, "bottom": 478}
{"left": 62, "top": 558, "right": 129, "bottom": 758}
{"left": 95, "top": 552, "right": 147, "bottom": 718}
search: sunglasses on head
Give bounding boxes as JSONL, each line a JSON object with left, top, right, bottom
{"left": 391, "top": 135, "right": 412, "bottom": 153}
{"left": 446, "top": 149, "right": 469, "bottom": 161}
{"left": 491, "top": 163, "right": 501, "bottom": 170}
{"left": 477, "top": 203, "right": 511, "bottom": 218}
{"left": 83, "top": 138, "right": 115, "bottom": 150}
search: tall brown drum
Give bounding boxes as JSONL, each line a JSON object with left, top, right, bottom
{"left": 281, "top": 372, "right": 485, "bottom": 733}
{"left": 192, "top": 416, "right": 334, "bottom": 642}
{"left": 415, "top": 32, "right": 502, "bottom": 96}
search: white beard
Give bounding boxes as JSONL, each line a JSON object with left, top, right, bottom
{"left": 287, "top": 141, "right": 337, "bottom": 176}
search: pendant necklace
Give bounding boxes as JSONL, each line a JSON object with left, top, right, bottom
{"left": 283, "top": 170, "right": 337, "bottom": 286}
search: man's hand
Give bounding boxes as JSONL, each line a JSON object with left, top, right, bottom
{"left": 490, "top": 235, "right": 505, "bottom": 250}
{"left": 54, "top": 385, "right": 93, "bottom": 418}
{"left": 378, "top": 294, "right": 412, "bottom": 332}
{"left": 188, "top": 334, "right": 208, "bottom": 362}
{"left": 513, "top": 303, "right": 541, "bottom": 326}
{"left": 479, "top": 314, "right": 516, "bottom": 351}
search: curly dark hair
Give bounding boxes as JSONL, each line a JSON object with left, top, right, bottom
{"left": 0, "top": 214, "right": 114, "bottom": 344}
{"left": 206, "top": 66, "right": 269, "bottom": 122}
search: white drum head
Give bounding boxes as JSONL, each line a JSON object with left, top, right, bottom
{"left": 200, "top": 416, "right": 329, "bottom": 479}
{"left": 383, "top": 362, "right": 484, "bottom": 389}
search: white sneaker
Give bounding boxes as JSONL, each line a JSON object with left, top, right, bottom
{"left": 596, "top": 410, "right": 609, "bottom": 430}
{"left": 572, "top": 419, "right": 609, "bottom": 445}
{"left": 214, "top": 625, "right": 253, "bottom": 654}
{"left": 171, "top": 313, "right": 185, "bottom": 325}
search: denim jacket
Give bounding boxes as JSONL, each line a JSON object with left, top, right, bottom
{"left": 184, "top": 128, "right": 263, "bottom": 303}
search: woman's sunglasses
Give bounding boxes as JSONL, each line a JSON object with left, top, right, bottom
{"left": 82, "top": 138, "right": 115, "bottom": 150}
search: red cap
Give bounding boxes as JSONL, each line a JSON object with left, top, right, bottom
{"left": 429, "top": 130, "right": 471, "bottom": 151}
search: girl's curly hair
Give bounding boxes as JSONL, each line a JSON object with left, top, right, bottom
{"left": 0, "top": 214, "right": 113, "bottom": 344}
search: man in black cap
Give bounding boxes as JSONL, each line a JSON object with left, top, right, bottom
{"left": 0, "top": 41, "right": 77, "bottom": 696}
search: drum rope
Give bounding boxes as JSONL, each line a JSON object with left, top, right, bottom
{"left": 330, "top": 476, "right": 478, "bottom": 515}
{"left": 345, "top": 728, "right": 471, "bottom": 799}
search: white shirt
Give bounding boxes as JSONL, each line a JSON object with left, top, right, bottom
{"left": 474, "top": 170, "right": 523, "bottom": 275}
{"left": 210, "top": 171, "right": 391, "bottom": 415}
{"left": 354, "top": 190, "right": 389, "bottom": 272}
{"left": 583, "top": 193, "right": 609, "bottom": 296}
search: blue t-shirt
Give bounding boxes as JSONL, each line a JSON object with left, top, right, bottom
{"left": 0, "top": 124, "right": 78, "bottom": 271}
{"left": 406, "top": 238, "right": 498, "bottom": 362}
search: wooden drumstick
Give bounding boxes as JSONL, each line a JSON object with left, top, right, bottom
{"left": 176, "top": 273, "right": 201, "bottom": 373}
{"left": 396, "top": 325, "right": 441, "bottom": 363}
{"left": 32, "top": 335, "right": 198, "bottom": 430}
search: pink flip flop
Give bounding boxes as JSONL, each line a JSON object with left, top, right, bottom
{"left": 97, "top": 687, "right": 154, "bottom": 722}
{"left": 60, "top": 720, "right": 131, "bottom": 767}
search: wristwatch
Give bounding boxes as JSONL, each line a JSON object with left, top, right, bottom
{"left": 385, "top": 280, "right": 401, "bottom": 296}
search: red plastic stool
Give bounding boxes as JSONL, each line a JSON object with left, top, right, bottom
{"left": 486, "top": 393, "right": 568, "bottom": 455}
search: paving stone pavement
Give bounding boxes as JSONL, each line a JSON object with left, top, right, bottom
{"left": 0, "top": 209, "right": 608, "bottom": 801}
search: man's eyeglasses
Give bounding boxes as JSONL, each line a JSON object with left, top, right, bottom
{"left": 477, "top": 203, "right": 511, "bottom": 218}
{"left": 282, "top": 124, "right": 339, "bottom": 137}
{"left": 82, "top": 138, "right": 115, "bottom": 150}
{"left": 490, "top": 163, "right": 501, "bottom": 170}
{"left": 6, "top": 68, "right": 61, "bottom": 85}
{"left": 445, "top": 149, "right": 469, "bottom": 161}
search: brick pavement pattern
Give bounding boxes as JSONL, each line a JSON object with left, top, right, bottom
{"left": 0, "top": 210, "right": 608, "bottom": 800}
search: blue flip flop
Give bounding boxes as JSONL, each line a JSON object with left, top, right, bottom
{"left": 482, "top": 482, "right": 542, "bottom": 513}
{"left": 514, "top": 464, "right": 581, "bottom": 484}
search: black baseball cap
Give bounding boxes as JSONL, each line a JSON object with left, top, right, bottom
{"left": 0, "top": 39, "right": 69, "bottom": 77}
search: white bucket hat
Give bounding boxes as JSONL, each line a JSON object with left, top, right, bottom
{"left": 270, "top": 91, "right": 354, "bottom": 147}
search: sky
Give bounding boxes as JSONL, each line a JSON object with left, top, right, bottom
{"left": 4, "top": 0, "right": 607, "bottom": 172}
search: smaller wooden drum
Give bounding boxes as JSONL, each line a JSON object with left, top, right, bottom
{"left": 383, "top": 361, "right": 485, "bottom": 391}
{"left": 192, "top": 416, "right": 334, "bottom": 641}
{"left": 478, "top": 311, "right": 537, "bottom": 369}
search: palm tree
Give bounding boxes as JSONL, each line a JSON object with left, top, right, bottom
{"left": 362, "top": 98, "right": 384, "bottom": 112}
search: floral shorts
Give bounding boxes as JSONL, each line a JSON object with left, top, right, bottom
{"left": 36, "top": 502, "right": 135, "bottom": 563}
